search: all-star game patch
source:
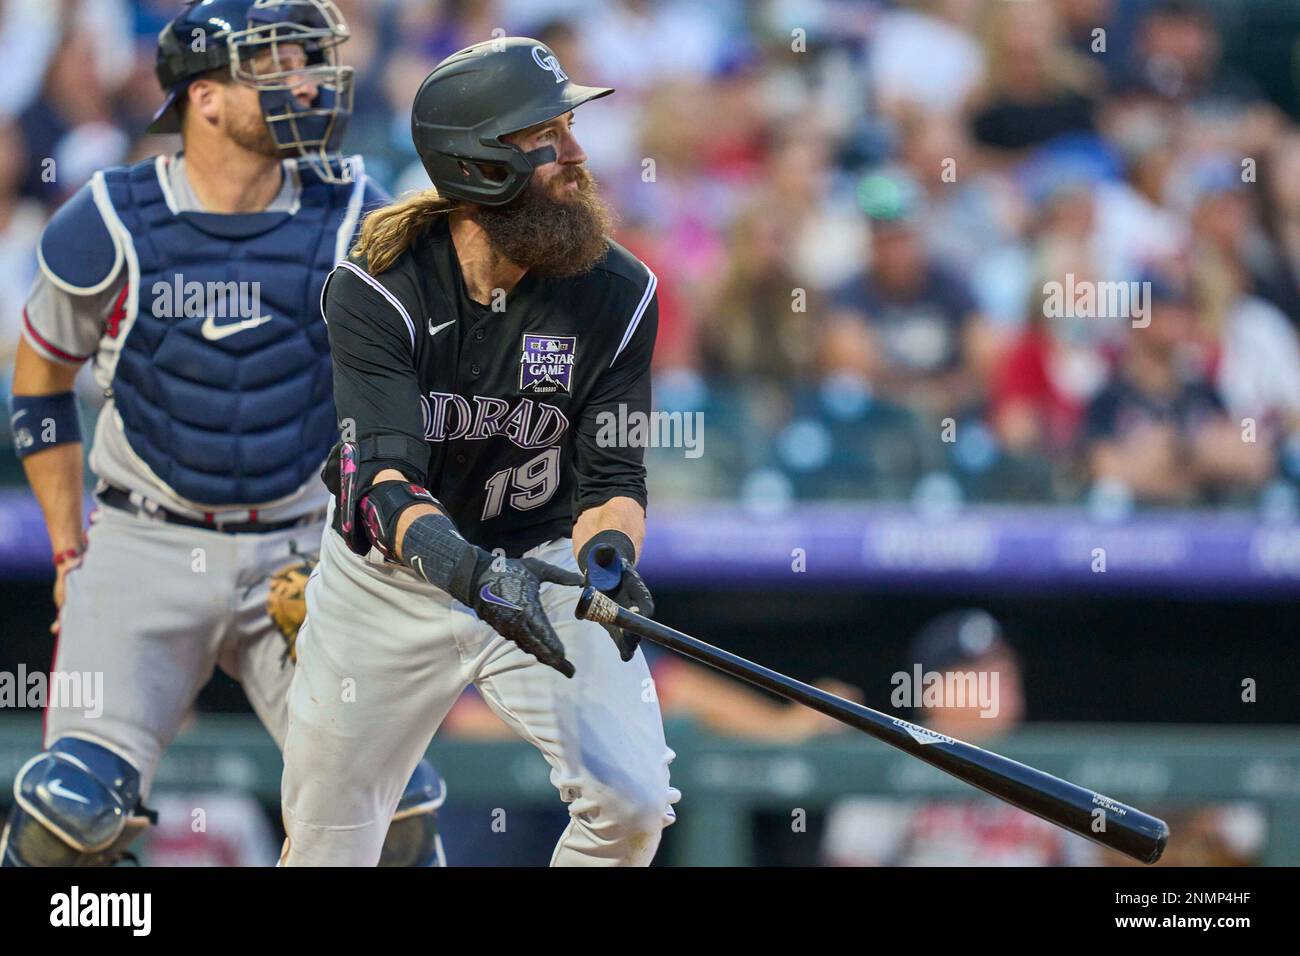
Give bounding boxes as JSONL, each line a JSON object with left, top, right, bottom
{"left": 519, "top": 333, "right": 577, "bottom": 394}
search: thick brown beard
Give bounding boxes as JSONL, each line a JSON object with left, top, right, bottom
{"left": 475, "top": 166, "right": 613, "bottom": 279}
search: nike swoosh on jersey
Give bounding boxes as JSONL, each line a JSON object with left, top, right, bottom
{"left": 428, "top": 318, "right": 455, "bottom": 336}
{"left": 201, "top": 314, "right": 274, "bottom": 341}
{"left": 47, "top": 779, "right": 90, "bottom": 804}
{"left": 479, "top": 583, "right": 522, "bottom": 611}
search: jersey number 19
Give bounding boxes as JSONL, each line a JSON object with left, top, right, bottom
{"left": 481, "top": 447, "right": 561, "bottom": 520}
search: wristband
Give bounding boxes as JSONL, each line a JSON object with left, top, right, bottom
{"left": 577, "top": 529, "right": 638, "bottom": 573}
{"left": 9, "top": 391, "right": 81, "bottom": 459}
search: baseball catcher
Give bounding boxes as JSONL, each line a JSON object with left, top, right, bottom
{"left": 2, "top": 0, "right": 445, "bottom": 867}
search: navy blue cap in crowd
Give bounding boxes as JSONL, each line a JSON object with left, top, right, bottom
{"left": 909, "top": 609, "right": 1009, "bottom": 672}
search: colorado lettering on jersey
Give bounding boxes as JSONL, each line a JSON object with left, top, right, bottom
{"left": 419, "top": 392, "right": 569, "bottom": 449}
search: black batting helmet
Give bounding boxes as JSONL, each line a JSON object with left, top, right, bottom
{"left": 411, "top": 37, "right": 613, "bottom": 207}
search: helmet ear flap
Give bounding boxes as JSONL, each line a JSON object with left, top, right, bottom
{"left": 463, "top": 146, "right": 555, "bottom": 188}
{"left": 471, "top": 161, "right": 508, "bottom": 184}
{"left": 414, "top": 130, "right": 539, "bottom": 206}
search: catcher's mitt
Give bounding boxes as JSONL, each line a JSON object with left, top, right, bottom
{"left": 266, "top": 552, "right": 318, "bottom": 664}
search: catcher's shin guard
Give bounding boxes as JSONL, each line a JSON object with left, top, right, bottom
{"left": 1, "top": 737, "right": 155, "bottom": 867}
{"left": 379, "top": 760, "right": 447, "bottom": 867}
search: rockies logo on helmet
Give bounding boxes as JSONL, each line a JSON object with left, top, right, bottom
{"left": 531, "top": 46, "right": 569, "bottom": 83}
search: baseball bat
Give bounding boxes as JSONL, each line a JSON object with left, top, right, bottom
{"left": 575, "top": 586, "right": 1169, "bottom": 864}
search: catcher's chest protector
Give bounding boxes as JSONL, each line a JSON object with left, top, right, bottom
{"left": 94, "top": 158, "right": 360, "bottom": 505}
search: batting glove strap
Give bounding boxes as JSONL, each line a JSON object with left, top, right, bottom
{"left": 401, "top": 512, "right": 492, "bottom": 605}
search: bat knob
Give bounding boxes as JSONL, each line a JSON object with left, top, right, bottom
{"left": 585, "top": 543, "right": 624, "bottom": 594}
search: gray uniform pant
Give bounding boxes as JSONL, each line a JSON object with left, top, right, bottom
{"left": 46, "top": 503, "right": 319, "bottom": 794}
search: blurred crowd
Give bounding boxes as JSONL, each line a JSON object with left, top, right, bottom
{"left": 2, "top": 0, "right": 1299, "bottom": 513}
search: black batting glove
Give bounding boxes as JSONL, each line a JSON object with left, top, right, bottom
{"left": 398, "top": 512, "right": 583, "bottom": 678}
{"left": 465, "top": 554, "right": 582, "bottom": 678}
{"left": 578, "top": 530, "right": 653, "bottom": 662}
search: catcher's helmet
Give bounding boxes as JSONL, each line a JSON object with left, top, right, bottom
{"left": 411, "top": 37, "right": 614, "bottom": 206}
{"left": 148, "top": 0, "right": 354, "bottom": 183}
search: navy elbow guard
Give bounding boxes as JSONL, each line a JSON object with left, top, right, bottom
{"left": 8, "top": 392, "right": 81, "bottom": 459}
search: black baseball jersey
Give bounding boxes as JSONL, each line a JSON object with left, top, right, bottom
{"left": 322, "top": 215, "right": 659, "bottom": 556}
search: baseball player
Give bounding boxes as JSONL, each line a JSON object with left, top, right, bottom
{"left": 279, "top": 37, "right": 679, "bottom": 867}
{"left": 2, "top": 0, "right": 444, "bottom": 867}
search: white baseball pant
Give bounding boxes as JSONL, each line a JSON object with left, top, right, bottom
{"left": 279, "top": 516, "right": 679, "bottom": 866}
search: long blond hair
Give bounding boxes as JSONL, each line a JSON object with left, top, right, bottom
{"left": 351, "top": 189, "right": 457, "bottom": 273}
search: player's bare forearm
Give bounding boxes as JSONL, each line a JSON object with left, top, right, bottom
{"left": 657, "top": 661, "right": 798, "bottom": 737}
{"left": 573, "top": 496, "right": 645, "bottom": 562}
{"left": 1190, "top": 421, "right": 1274, "bottom": 487}
{"left": 21, "top": 445, "right": 86, "bottom": 556}
{"left": 12, "top": 338, "right": 85, "bottom": 555}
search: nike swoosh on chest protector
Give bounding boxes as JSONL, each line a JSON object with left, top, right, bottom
{"left": 201, "top": 314, "right": 274, "bottom": 341}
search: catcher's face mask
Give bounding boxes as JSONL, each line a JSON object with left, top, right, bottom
{"left": 228, "top": 0, "right": 355, "bottom": 184}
